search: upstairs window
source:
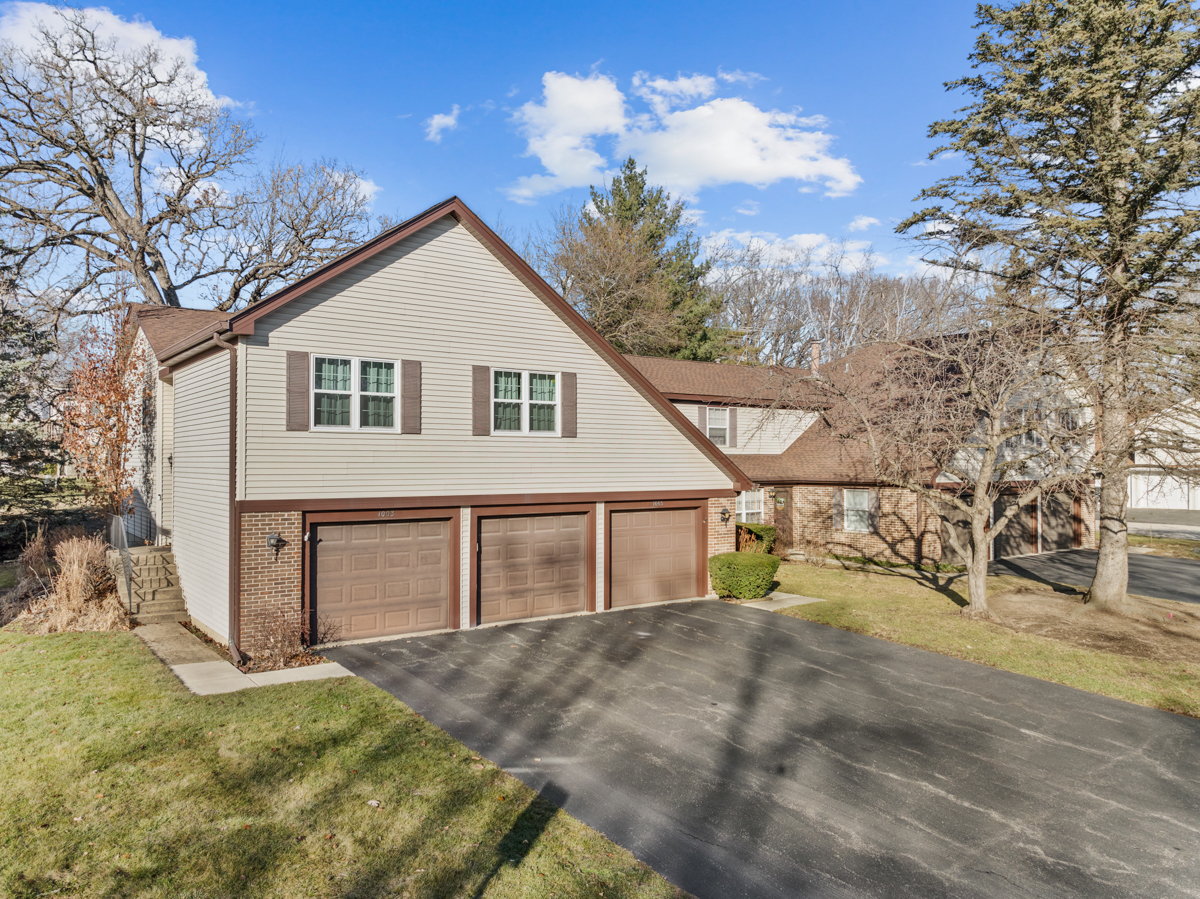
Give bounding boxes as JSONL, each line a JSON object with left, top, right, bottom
{"left": 492, "top": 369, "right": 558, "bottom": 435}
{"left": 313, "top": 356, "right": 396, "bottom": 430}
{"left": 708, "top": 407, "right": 728, "bottom": 446}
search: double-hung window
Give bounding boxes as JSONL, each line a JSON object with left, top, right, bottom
{"left": 736, "top": 489, "right": 764, "bottom": 523}
{"left": 707, "top": 407, "right": 729, "bottom": 446}
{"left": 492, "top": 369, "right": 559, "bottom": 435}
{"left": 844, "top": 488, "right": 870, "bottom": 532}
{"left": 313, "top": 356, "right": 396, "bottom": 430}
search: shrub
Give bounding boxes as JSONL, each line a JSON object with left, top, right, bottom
{"left": 710, "top": 552, "right": 782, "bottom": 600}
{"left": 736, "top": 522, "right": 777, "bottom": 554}
{"left": 33, "top": 534, "right": 126, "bottom": 634}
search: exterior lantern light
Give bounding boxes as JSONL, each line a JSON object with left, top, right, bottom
{"left": 720, "top": 508, "right": 732, "bottom": 524}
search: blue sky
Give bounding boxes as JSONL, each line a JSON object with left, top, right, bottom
{"left": 6, "top": 0, "right": 980, "bottom": 270}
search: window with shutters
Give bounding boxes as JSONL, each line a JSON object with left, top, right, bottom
{"left": 312, "top": 356, "right": 397, "bottom": 431}
{"left": 707, "top": 407, "right": 728, "bottom": 446}
{"left": 844, "top": 488, "right": 869, "bottom": 532}
{"left": 736, "top": 489, "right": 764, "bottom": 523}
{"left": 491, "top": 369, "right": 559, "bottom": 435}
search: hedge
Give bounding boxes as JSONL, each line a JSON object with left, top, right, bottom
{"left": 709, "top": 552, "right": 782, "bottom": 600}
{"left": 736, "top": 522, "right": 777, "bottom": 554}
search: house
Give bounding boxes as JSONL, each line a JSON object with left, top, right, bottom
{"left": 627, "top": 353, "right": 1097, "bottom": 566}
{"left": 126, "top": 197, "right": 751, "bottom": 655}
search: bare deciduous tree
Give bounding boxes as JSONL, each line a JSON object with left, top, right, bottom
{"left": 816, "top": 306, "right": 1094, "bottom": 618}
{"left": 0, "top": 8, "right": 378, "bottom": 315}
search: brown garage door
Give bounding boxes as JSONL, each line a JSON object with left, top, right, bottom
{"left": 315, "top": 519, "right": 450, "bottom": 640}
{"left": 479, "top": 514, "right": 587, "bottom": 623}
{"left": 1041, "top": 493, "right": 1079, "bottom": 551}
{"left": 993, "top": 496, "right": 1036, "bottom": 559}
{"left": 610, "top": 508, "right": 698, "bottom": 607}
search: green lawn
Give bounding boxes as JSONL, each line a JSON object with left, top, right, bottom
{"left": 775, "top": 563, "right": 1200, "bottom": 719}
{"left": 0, "top": 631, "right": 686, "bottom": 899}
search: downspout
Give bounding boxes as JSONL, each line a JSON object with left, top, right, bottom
{"left": 209, "top": 332, "right": 242, "bottom": 665}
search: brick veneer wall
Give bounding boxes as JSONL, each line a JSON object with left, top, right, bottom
{"left": 239, "top": 511, "right": 304, "bottom": 653}
{"left": 706, "top": 496, "right": 737, "bottom": 594}
{"left": 790, "top": 485, "right": 942, "bottom": 565}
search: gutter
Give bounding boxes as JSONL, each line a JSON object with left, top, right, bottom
{"left": 207, "top": 332, "right": 243, "bottom": 665}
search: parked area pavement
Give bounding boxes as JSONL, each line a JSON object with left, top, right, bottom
{"left": 1129, "top": 509, "right": 1200, "bottom": 541}
{"left": 990, "top": 548, "right": 1200, "bottom": 604}
{"left": 134, "top": 622, "right": 353, "bottom": 695}
{"left": 326, "top": 601, "right": 1200, "bottom": 899}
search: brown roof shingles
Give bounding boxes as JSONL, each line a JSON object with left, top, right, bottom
{"left": 623, "top": 355, "right": 811, "bottom": 403}
{"left": 132, "top": 304, "right": 231, "bottom": 359}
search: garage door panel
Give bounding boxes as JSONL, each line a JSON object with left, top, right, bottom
{"left": 610, "top": 508, "right": 698, "bottom": 607}
{"left": 479, "top": 513, "right": 587, "bottom": 624}
{"left": 315, "top": 518, "right": 450, "bottom": 640}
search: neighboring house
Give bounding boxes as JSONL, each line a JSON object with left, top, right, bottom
{"left": 1127, "top": 403, "right": 1200, "bottom": 513}
{"left": 628, "top": 354, "right": 1096, "bottom": 566}
{"left": 128, "top": 197, "right": 750, "bottom": 654}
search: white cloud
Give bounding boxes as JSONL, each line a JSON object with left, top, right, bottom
{"left": 912, "top": 150, "right": 963, "bottom": 167}
{"left": 848, "top": 215, "right": 880, "bottom": 232}
{"left": 709, "top": 227, "right": 875, "bottom": 268}
{"left": 355, "top": 177, "right": 381, "bottom": 204}
{"left": 718, "top": 68, "right": 766, "bottom": 86}
{"left": 507, "top": 71, "right": 861, "bottom": 203}
{"left": 424, "top": 104, "right": 460, "bottom": 143}
{"left": 0, "top": 3, "right": 225, "bottom": 106}
{"left": 735, "top": 200, "right": 760, "bottom": 216}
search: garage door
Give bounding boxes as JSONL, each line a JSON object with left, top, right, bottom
{"left": 315, "top": 519, "right": 450, "bottom": 640}
{"left": 1041, "top": 494, "right": 1078, "bottom": 551}
{"left": 993, "top": 496, "right": 1036, "bottom": 559}
{"left": 610, "top": 508, "right": 698, "bottom": 607}
{"left": 479, "top": 514, "right": 587, "bottom": 623}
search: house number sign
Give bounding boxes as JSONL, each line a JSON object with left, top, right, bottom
{"left": 651, "top": 501, "right": 664, "bottom": 507}
{"left": 378, "top": 510, "right": 396, "bottom": 518}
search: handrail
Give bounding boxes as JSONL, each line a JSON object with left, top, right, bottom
{"left": 108, "top": 514, "right": 134, "bottom": 614}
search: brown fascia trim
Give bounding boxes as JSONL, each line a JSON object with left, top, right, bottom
{"left": 662, "top": 393, "right": 776, "bottom": 407}
{"left": 215, "top": 195, "right": 752, "bottom": 492}
{"left": 238, "top": 488, "right": 736, "bottom": 515}
{"left": 154, "top": 318, "right": 235, "bottom": 366}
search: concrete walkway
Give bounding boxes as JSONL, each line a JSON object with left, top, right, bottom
{"left": 133, "top": 622, "right": 354, "bottom": 695}
{"left": 742, "top": 590, "right": 826, "bottom": 612}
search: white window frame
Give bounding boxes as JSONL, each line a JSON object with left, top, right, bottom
{"left": 311, "top": 355, "right": 400, "bottom": 432}
{"left": 707, "top": 406, "right": 729, "bottom": 446}
{"left": 844, "top": 488, "right": 870, "bottom": 532}
{"left": 736, "top": 488, "right": 764, "bottom": 524}
{"left": 490, "top": 368, "right": 561, "bottom": 436}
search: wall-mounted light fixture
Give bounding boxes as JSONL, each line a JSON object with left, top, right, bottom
{"left": 720, "top": 507, "right": 732, "bottom": 524}
{"left": 266, "top": 532, "right": 286, "bottom": 559}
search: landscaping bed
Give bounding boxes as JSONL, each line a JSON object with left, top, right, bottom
{"left": 775, "top": 562, "right": 1200, "bottom": 719}
{"left": 0, "top": 630, "right": 687, "bottom": 899}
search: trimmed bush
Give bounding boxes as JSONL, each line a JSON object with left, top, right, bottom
{"left": 709, "top": 552, "right": 782, "bottom": 600}
{"left": 736, "top": 522, "right": 777, "bottom": 554}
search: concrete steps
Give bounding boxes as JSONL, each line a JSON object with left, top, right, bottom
{"left": 111, "top": 545, "right": 189, "bottom": 626}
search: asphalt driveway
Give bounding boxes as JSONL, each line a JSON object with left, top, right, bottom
{"left": 326, "top": 601, "right": 1200, "bottom": 898}
{"left": 990, "top": 548, "right": 1200, "bottom": 604}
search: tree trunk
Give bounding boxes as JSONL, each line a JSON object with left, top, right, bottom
{"left": 962, "top": 511, "right": 992, "bottom": 619}
{"left": 1087, "top": 325, "right": 1131, "bottom": 610}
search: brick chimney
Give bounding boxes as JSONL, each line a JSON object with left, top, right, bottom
{"left": 809, "top": 341, "right": 821, "bottom": 376}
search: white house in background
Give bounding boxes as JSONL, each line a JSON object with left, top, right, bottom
{"left": 128, "top": 197, "right": 750, "bottom": 657}
{"left": 1128, "top": 402, "right": 1200, "bottom": 512}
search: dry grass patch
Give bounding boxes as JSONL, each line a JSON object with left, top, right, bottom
{"left": 0, "top": 630, "right": 687, "bottom": 899}
{"left": 774, "top": 562, "right": 1200, "bottom": 719}
{"left": 1129, "top": 534, "right": 1200, "bottom": 559}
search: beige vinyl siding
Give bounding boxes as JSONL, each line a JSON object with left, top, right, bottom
{"left": 172, "top": 352, "right": 231, "bottom": 641}
{"left": 159, "top": 379, "right": 175, "bottom": 544}
{"left": 240, "top": 218, "right": 734, "bottom": 500}
{"left": 671, "top": 402, "right": 815, "bottom": 455}
{"left": 126, "top": 331, "right": 157, "bottom": 542}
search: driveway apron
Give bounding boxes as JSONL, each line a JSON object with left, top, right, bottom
{"left": 326, "top": 600, "right": 1200, "bottom": 899}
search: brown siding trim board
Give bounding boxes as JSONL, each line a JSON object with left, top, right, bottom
{"left": 467, "top": 503, "right": 597, "bottom": 627}
{"left": 239, "top": 488, "right": 735, "bottom": 515}
{"left": 603, "top": 498, "right": 709, "bottom": 610}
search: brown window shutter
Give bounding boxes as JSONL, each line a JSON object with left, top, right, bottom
{"left": 832, "top": 487, "right": 843, "bottom": 530}
{"left": 472, "top": 365, "right": 490, "bottom": 436}
{"left": 697, "top": 405, "right": 707, "bottom": 435}
{"left": 401, "top": 360, "right": 421, "bottom": 434}
{"left": 561, "top": 371, "right": 577, "bottom": 437}
{"left": 285, "top": 351, "right": 309, "bottom": 431}
{"left": 868, "top": 488, "right": 881, "bottom": 532}
{"left": 728, "top": 407, "right": 738, "bottom": 447}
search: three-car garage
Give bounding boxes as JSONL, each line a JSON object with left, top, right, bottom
{"left": 305, "top": 499, "right": 713, "bottom": 643}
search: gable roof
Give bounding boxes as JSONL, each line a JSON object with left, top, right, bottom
{"left": 140, "top": 196, "right": 752, "bottom": 491}
{"left": 132, "top": 304, "right": 231, "bottom": 359}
